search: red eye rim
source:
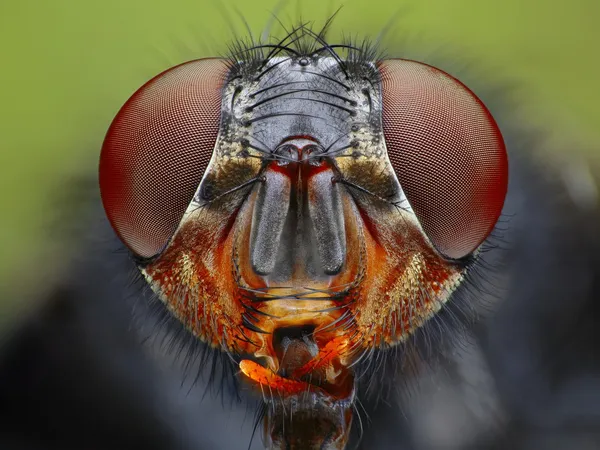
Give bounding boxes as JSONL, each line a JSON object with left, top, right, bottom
{"left": 99, "top": 58, "right": 229, "bottom": 259}
{"left": 378, "top": 59, "right": 508, "bottom": 260}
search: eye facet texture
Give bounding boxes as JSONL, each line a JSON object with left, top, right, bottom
{"left": 379, "top": 59, "right": 508, "bottom": 259}
{"left": 99, "top": 58, "right": 227, "bottom": 258}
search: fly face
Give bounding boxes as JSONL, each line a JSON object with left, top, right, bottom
{"left": 99, "top": 27, "right": 508, "bottom": 450}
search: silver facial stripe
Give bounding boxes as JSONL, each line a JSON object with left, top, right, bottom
{"left": 250, "top": 169, "right": 291, "bottom": 275}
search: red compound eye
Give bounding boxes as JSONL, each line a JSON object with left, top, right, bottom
{"left": 99, "top": 58, "right": 228, "bottom": 258}
{"left": 378, "top": 59, "right": 508, "bottom": 259}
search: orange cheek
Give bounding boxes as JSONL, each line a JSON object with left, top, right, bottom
{"left": 142, "top": 206, "right": 250, "bottom": 352}
{"left": 348, "top": 203, "right": 464, "bottom": 347}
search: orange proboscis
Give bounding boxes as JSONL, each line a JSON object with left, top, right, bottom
{"left": 240, "top": 360, "right": 318, "bottom": 396}
{"left": 240, "top": 335, "right": 354, "bottom": 397}
{"left": 291, "top": 335, "right": 350, "bottom": 378}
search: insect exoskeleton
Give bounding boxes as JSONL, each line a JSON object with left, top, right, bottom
{"left": 99, "top": 31, "right": 507, "bottom": 449}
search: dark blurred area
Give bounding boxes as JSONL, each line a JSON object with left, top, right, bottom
{"left": 2, "top": 1, "right": 600, "bottom": 449}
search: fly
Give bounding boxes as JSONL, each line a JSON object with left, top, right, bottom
{"left": 98, "top": 18, "right": 508, "bottom": 450}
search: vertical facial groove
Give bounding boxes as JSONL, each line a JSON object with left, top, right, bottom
{"left": 308, "top": 170, "right": 346, "bottom": 275}
{"left": 250, "top": 170, "right": 291, "bottom": 275}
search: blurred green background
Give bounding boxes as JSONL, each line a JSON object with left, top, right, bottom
{"left": 1, "top": 0, "right": 599, "bottom": 320}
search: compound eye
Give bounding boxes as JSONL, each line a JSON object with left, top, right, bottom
{"left": 99, "top": 58, "right": 228, "bottom": 258}
{"left": 379, "top": 59, "right": 508, "bottom": 259}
